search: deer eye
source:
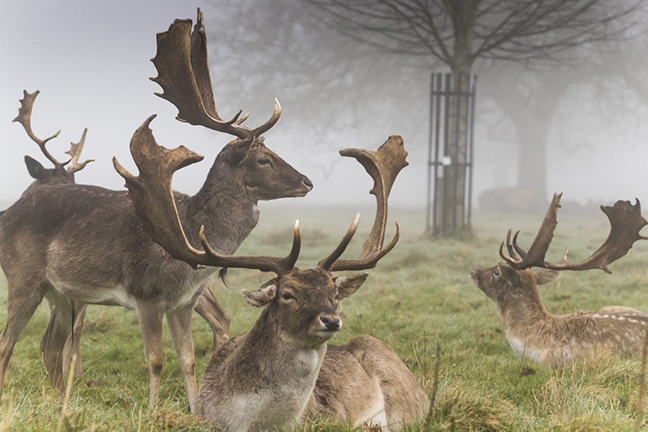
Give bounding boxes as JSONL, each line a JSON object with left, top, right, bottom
{"left": 281, "top": 292, "right": 295, "bottom": 301}
{"left": 493, "top": 268, "right": 501, "bottom": 277}
{"left": 258, "top": 157, "right": 271, "bottom": 166}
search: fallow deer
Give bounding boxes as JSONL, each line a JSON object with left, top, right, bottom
{"left": 12, "top": 89, "right": 94, "bottom": 379}
{"left": 0, "top": 11, "right": 312, "bottom": 411}
{"left": 13, "top": 90, "right": 235, "bottom": 383}
{"left": 471, "top": 194, "right": 648, "bottom": 366}
{"left": 115, "top": 128, "right": 429, "bottom": 431}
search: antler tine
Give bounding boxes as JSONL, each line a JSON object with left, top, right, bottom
{"left": 114, "top": 115, "right": 299, "bottom": 275}
{"left": 13, "top": 90, "right": 66, "bottom": 168}
{"left": 236, "top": 112, "right": 251, "bottom": 125}
{"left": 499, "top": 241, "right": 518, "bottom": 265}
{"left": 541, "top": 198, "right": 648, "bottom": 274}
{"left": 151, "top": 8, "right": 280, "bottom": 141}
{"left": 502, "top": 193, "right": 563, "bottom": 270}
{"left": 321, "top": 136, "right": 408, "bottom": 272}
{"left": 512, "top": 231, "right": 527, "bottom": 258}
{"left": 66, "top": 128, "right": 95, "bottom": 173}
{"left": 330, "top": 223, "right": 400, "bottom": 271}
{"left": 250, "top": 98, "right": 282, "bottom": 138}
{"left": 505, "top": 229, "right": 521, "bottom": 261}
{"left": 318, "top": 213, "right": 361, "bottom": 271}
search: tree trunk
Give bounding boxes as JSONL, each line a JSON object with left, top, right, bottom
{"left": 433, "top": 69, "right": 473, "bottom": 236}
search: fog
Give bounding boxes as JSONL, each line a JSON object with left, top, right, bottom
{"left": 2, "top": 0, "right": 648, "bottom": 213}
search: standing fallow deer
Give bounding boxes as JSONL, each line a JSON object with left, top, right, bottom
{"left": 12, "top": 90, "right": 236, "bottom": 384}
{"left": 0, "top": 12, "right": 312, "bottom": 411}
{"left": 11, "top": 89, "right": 94, "bottom": 379}
{"left": 115, "top": 127, "right": 429, "bottom": 431}
{"left": 471, "top": 193, "right": 648, "bottom": 366}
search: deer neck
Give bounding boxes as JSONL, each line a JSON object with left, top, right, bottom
{"left": 245, "top": 309, "right": 327, "bottom": 375}
{"left": 497, "top": 285, "right": 554, "bottom": 349}
{"left": 185, "top": 158, "right": 259, "bottom": 255}
{"left": 232, "top": 309, "right": 327, "bottom": 423}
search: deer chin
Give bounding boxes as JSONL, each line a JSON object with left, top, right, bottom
{"left": 244, "top": 183, "right": 312, "bottom": 201}
{"left": 288, "top": 187, "right": 311, "bottom": 198}
{"left": 273, "top": 181, "right": 314, "bottom": 199}
{"left": 310, "top": 329, "right": 339, "bottom": 343}
{"left": 310, "top": 321, "right": 342, "bottom": 342}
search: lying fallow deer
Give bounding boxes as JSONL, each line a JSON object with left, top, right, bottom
{"left": 471, "top": 193, "right": 648, "bottom": 366}
{"left": 0, "top": 12, "right": 312, "bottom": 411}
{"left": 115, "top": 125, "right": 428, "bottom": 431}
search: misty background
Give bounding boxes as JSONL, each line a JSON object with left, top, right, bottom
{"left": 2, "top": 0, "right": 648, "bottom": 215}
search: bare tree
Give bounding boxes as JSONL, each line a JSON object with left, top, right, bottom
{"left": 305, "top": 0, "right": 642, "bottom": 234}
{"left": 480, "top": 38, "right": 648, "bottom": 211}
{"left": 202, "top": 0, "right": 430, "bottom": 167}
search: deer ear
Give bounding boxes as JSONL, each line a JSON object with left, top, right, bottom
{"left": 534, "top": 270, "right": 560, "bottom": 285}
{"left": 497, "top": 263, "right": 520, "bottom": 284}
{"left": 223, "top": 140, "right": 251, "bottom": 166}
{"left": 242, "top": 284, "right": 276, "bottom": 307}
{"left": 24, "top": 156, "right": 45, "bottom": 180}
{"left": 334, "top": 273, "right": 369, "bottom": 300}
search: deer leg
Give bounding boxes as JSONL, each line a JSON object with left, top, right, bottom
{"left": 40, "top": 292, "right": 74, "bottom": 391}
{"left": 135, "top": 300, "right": 164, "bottom": 409}
{"left": 167, "top": 303, "right": 198, "bottom": 413}
{"left": 0, "top": 279, "right": 46, "bottom": 398}
{"left": 63, "top": 303, "right": 86, "bottom": 378}
{"left": 194, "top": 284, "right": 230, "bottom": 352}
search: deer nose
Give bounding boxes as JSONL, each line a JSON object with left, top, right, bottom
{"left": 320, "top": 315, "right": 341, "bottom": 331}
{"left": 301, "top": 176, "right": 313, "bottom": 190}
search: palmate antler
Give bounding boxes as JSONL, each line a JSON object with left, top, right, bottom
{"left": 65, "top": 128, "right": 94, "bottom": 173}
{"left": 318, "top": 136, "right": 408, "bottom": 272}
{"left": 14, "top": 90, "right": 93, "bottom": 174}
{"left": 500, "top": 193, "right": 648, "bottom": 274}
{"left": 113, "top": 116, "right": 300, "bottom": 275}
{"left": 151, "top": 8, "right": 280, "bottom": 141}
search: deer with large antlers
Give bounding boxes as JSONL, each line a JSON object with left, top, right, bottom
{"left": 115, "top": 125, "right": 428, "bottom": 431}
{"left": 471, "top": 194, "right": 648, "bottom": 366}
{"left": 0, "top": 11, "right": 311, "bottom": 411}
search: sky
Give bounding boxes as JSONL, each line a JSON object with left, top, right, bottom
{"left": 1, "top": 0, "right": 648, "bottom": 214}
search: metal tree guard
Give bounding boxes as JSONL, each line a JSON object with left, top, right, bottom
{"left": 426, "top": 72, "right": 477, "bottom": 235}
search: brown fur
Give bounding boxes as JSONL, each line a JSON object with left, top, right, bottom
{"left": 197, "top": 268, "right": 428, "bottom": 431}
{"left": 471, "top": 263, "right": 648, "bottom": 366}
{"left": 0, "top": 139, "right": 311, "bottom": 411}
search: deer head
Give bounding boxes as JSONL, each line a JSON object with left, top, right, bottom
{"left": 150, "top": 9, "right": 312, "bottom": 201}
{"left": 472, "top": 193, "right": 648, "bottom": 305}
{"left": 114, "top": 120, "right": 406, "bottom": 346}
{"left": 13, "top": 90, "right": 94, "bottom": 185}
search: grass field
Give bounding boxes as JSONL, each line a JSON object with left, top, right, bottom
{"left": 1, "top": 206, "right": 648, "bottom": 431}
